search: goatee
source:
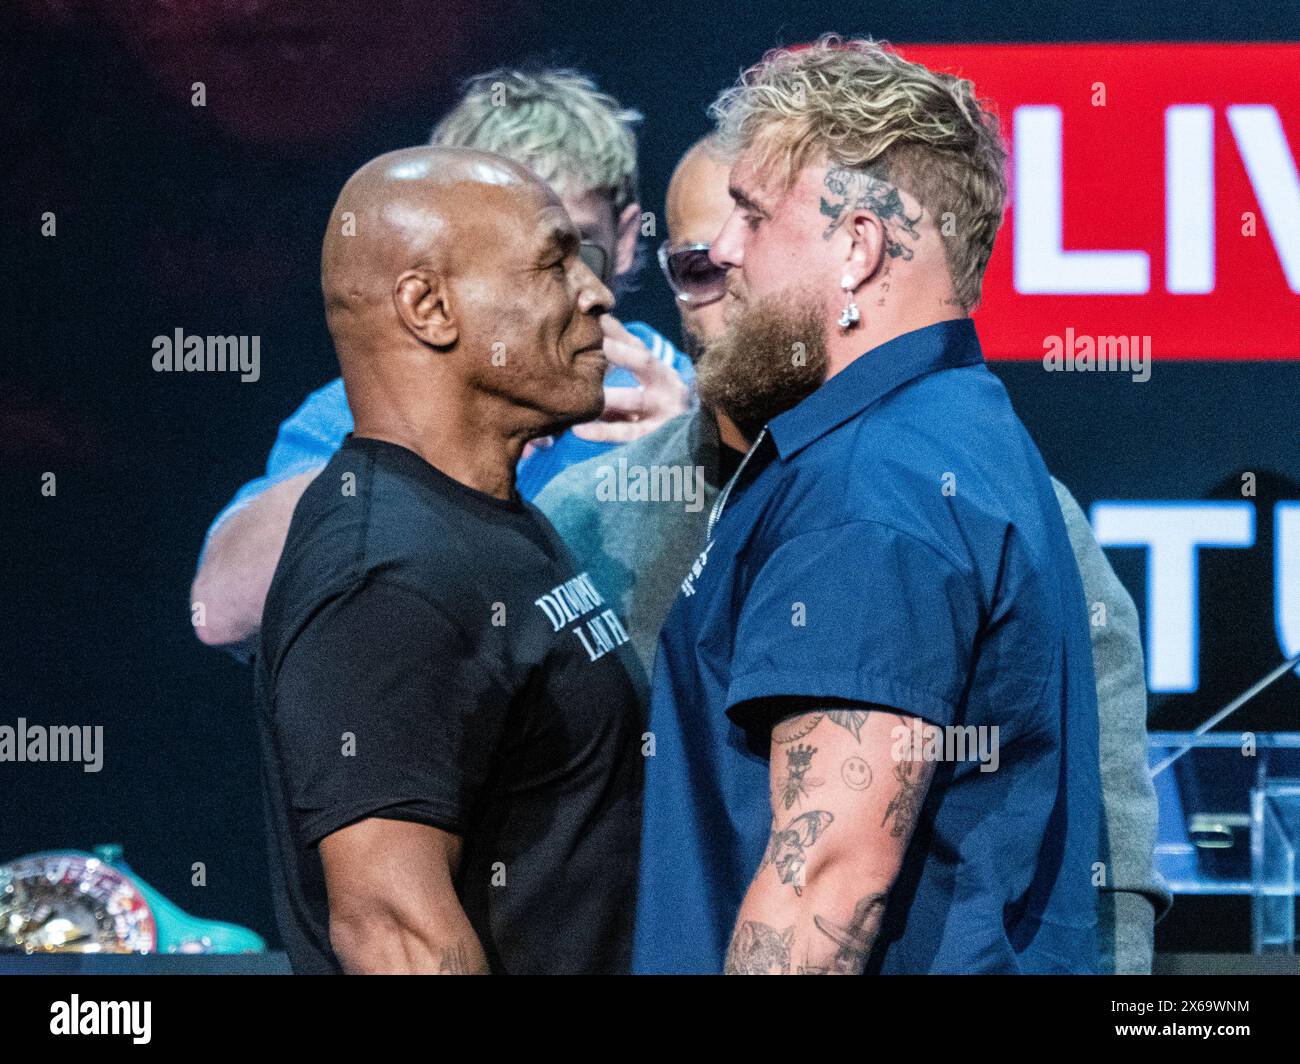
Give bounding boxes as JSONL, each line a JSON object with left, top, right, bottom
{"left": 695, "top": 288, "right": 829, "bottom": 438}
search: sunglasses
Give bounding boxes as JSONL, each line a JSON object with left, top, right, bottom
{"left": 657, "top": 241, "right": 728, "bottom": 307}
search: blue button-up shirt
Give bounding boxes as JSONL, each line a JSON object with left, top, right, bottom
{"left": 634, "top": 318, "right": 1100, "bottom": 974}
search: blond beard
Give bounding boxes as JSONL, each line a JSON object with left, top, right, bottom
{"left": 695, "top": 287, "right": 829, "bottom": 437}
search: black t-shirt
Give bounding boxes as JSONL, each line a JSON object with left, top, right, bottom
{"left": 255, "top": 435, "right": 645, "bottom": 974}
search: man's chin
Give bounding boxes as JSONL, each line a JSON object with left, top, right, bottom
{"left": 572, "top": 357, "right": 608, "bottom": 412}
{"left": 695, "top": 286, "right": 828, "bottom": 432}
{"left": 576, "top": 392, "right": 607, "bottom": 426}
{"left": 544, "top": 382, "right": 606, "bottom": 435}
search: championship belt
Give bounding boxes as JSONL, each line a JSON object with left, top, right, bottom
{"left": 0, "top": 845, "right": 264, "bottom": 955}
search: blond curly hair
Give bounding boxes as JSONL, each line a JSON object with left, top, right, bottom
{"left": 709, "top": 36, "right": 1007, "bottom": 310}
{"left": 431, "top": 68, "right": 642, "bottom": 215}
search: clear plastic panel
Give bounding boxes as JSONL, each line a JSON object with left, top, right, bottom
{"left": 1150, "top": 732, "right": 1300, "bottom": 954}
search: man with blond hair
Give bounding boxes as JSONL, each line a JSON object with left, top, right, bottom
{"left": 191, "top": 68, "right": 691, "bottom": 655}
{"left": 538, "top": 130, "right": 1164, "bottom": 973}
{"left": 634, "top": 37, "right": 1103, "bottom": 975}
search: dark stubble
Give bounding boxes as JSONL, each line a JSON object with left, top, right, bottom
{"left": 694, "top": 287, "right": 829, "bottom": 438}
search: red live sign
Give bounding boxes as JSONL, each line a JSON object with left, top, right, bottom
{"left": 897, "top": 44, "right": 1300, "bottom": 360}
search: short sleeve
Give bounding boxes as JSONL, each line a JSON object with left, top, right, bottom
{"left": 198, "top": 379, "right": 353, "bottom": 565}
{"left": 270, "top": 576, "right": 508, "bottom": 847}
{"left": 263, "top": 377, "right": 353, "bottom": 480}
{"left": 725, "top": 520, "right": 982, "bottom": 736}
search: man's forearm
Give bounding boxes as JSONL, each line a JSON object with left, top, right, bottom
{"left": 727, "top": 868, "right": 892, "bottom": 975}
{"left": 321, "top": 818, "right": 490, "bottom": 974}
{"left": 190, "top": 468, "right": 320, "bottom": 651}
{"left": 329, "top": 906, "right": 490, "bottom": 975}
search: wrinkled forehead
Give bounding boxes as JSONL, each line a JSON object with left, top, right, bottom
{"left": 456, "top": 181, "right": 577, "bottom": 266}
{"left": 727, "top": 149, "right": 822, "bottom": 218}
{"left": 527, "top": 199, "right": 581, "bottom": 255}
{"left": 726, "top": 153, "right": 766, "bottom": 205}
{"left": 452, "top": 174, "right": 560, "bottom": 233}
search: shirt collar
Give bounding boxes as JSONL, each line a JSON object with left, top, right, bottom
{"left": 766, "top": 318, "right": 985, "bottom": 461}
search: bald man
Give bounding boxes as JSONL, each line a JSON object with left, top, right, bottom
{"left": 257, "top": 147, "right": 644, "bottom": 975}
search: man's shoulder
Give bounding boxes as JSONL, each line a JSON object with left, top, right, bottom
{"left": 304, "top": 374, "right": 347, "bottom": 405}
{"left": 1049, "top": 476, "right": 1085, "bottom": 526}
{"left": 267, "top": 453, "right": 470, "bottom": 654}
{"left": 866, "top": 368, "right": 1047, "bottom": 512}
{"left": 1048, "top": 476, "right": 1140, "bottom": 616}
{"left": 1047, "top": 476, "right": 1104, "bottom": 556}
{"left": 776, "top": 376, "right": 1060, "bottom": 582}
{"left": 285, "top": 443, "right": 459, "bottom": 577}
{"left": 879, "top": 361, "right": 1015, "bottom": 451}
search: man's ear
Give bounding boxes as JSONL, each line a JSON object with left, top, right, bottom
{"left": 843, "top": 209, "right": 887, "bottom": 290}
{"left": 394, "top": 269, "right": 458, "bottom": 347}
{"left": 613, "top": 201, "right": 642, "bottom": 279}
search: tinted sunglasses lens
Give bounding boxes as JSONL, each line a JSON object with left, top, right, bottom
{"left": 668, "top": 247, "right": 726, "bottom": 304}
{"left": 579, "top": 242, "right": 609, "bottom": 281}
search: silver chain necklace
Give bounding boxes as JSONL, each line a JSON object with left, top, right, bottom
{"left": 706, "top": 426, "right": 769, "bottom": 541}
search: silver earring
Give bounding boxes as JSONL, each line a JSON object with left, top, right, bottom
{"left": 838, "top": 278, "right": 860, "bottom": 331}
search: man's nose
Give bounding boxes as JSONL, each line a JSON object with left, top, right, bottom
{"left": 710, "top": 212, "right": 744, "bottom": 270}
{"left": 577, "top": 264, "right": 614, "bottom": 315}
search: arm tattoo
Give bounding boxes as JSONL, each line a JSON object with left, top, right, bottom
{"left": 774, "top": 708, "right": 870, "bottom": 744}
{"left": 764, "top": 810, "right": 834, "bottom": 895}
{"left": 773, "top": 711, "right": 822, "bottom": 744}
{"left": 820, "top": 165, "right": 922, "bottom": 259}
{"left": 881, "top": 756, "right": 925, "bottom": 838}
{"left": 800, "top": 893, "right": 889, "bottom": 974}
{"left": 840, "top": 755, "right": 872, "bottom": 790}
{"left": 777, "top": 743, "right": 824, "bottom": 808}
{"left": 774, "top": 707, "right": 871, "bottom": 744}
{"left": 437, "top": 942, "right": 471, "bottom": 974}
{"left": 825, "top": 709, "right": 869, "bottom": 741}
{"left": 882, "top": 713, "right": 931, "bottom": 837}
{"left": 725, "top": 921, "right": 795, "bottom": 974}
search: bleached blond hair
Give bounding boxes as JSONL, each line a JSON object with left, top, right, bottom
{"left": 431, "top": 68, "right": 642, "bottom": 215}
{"left": 709, "top": 36, "right": 1007, "bottom": 310}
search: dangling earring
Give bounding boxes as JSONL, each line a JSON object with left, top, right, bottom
{"left": 838, "top": 275, "right": 860, "bottom": 331}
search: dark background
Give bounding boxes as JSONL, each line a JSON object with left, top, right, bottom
{"left": 3, "top": 0, "right": 1298, "bottom": 953}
